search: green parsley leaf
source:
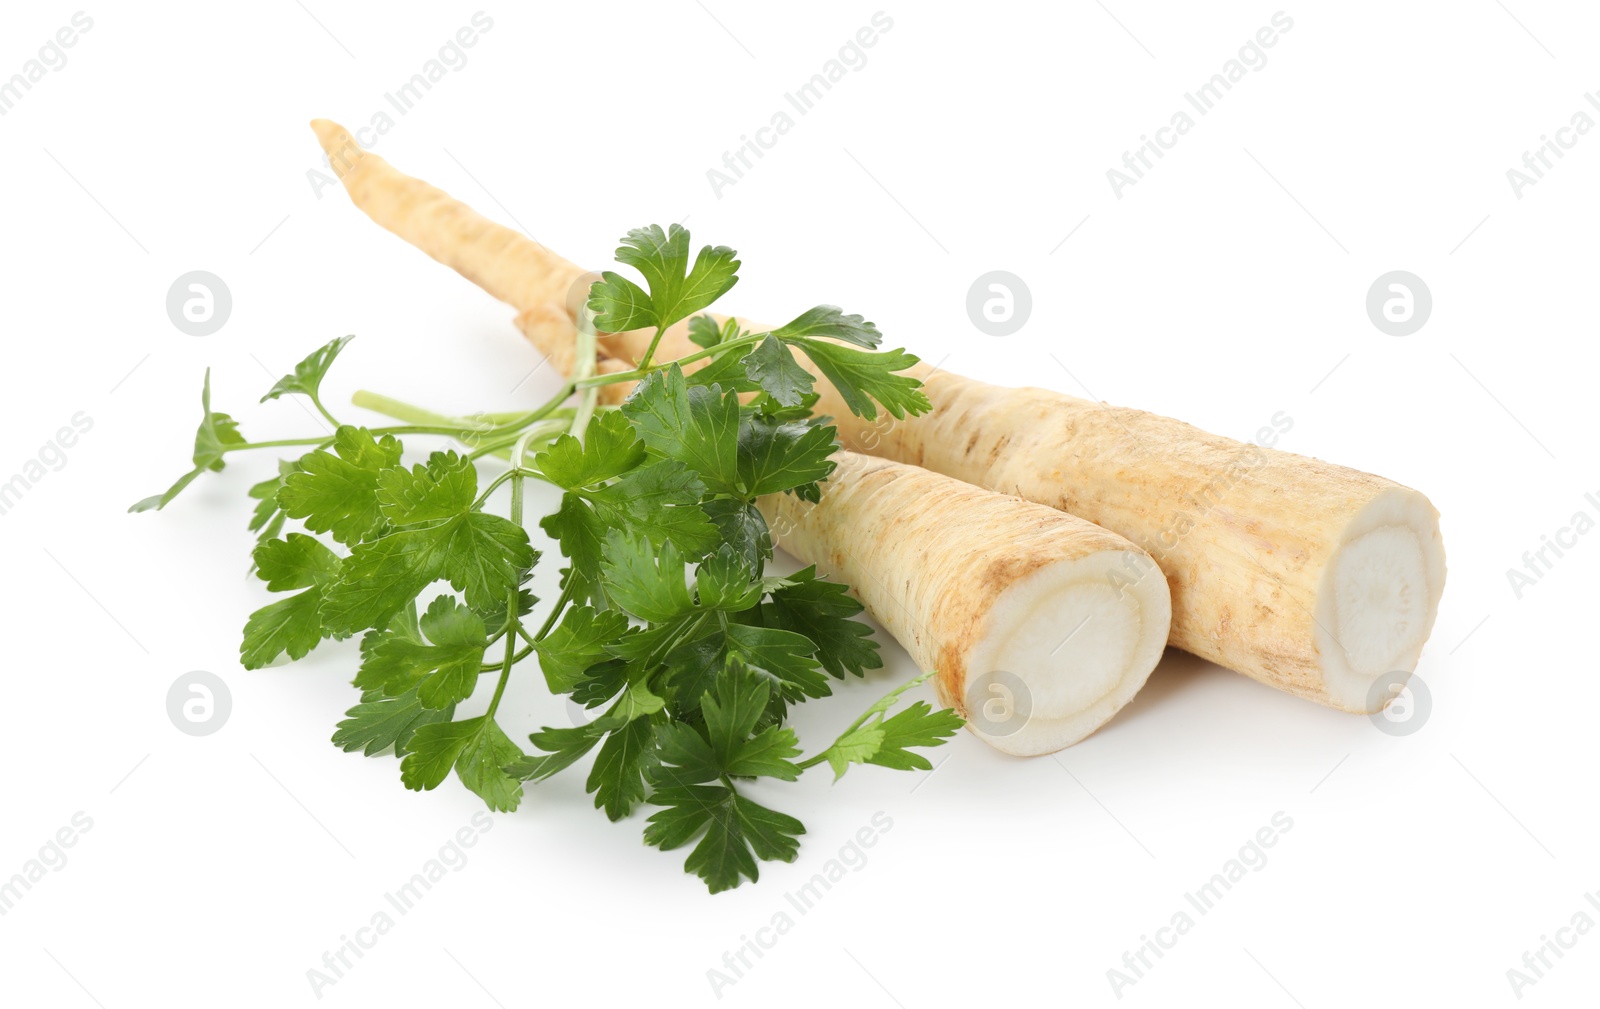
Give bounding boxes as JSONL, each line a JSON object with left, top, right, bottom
{"left": 737, "top": 412, "right": 837, "bottom": 497}
{"left": 643, "top": 784, "right": 803, "bottom": 893}
{"left": 321, "top": 509, "right": 535, "bottom": 635}
{"left": 588, "top": 224, "right": 740, "bottom": 334}
{"left": 808, "top": 670, "right": 964, "bottom": 780}
{"left": 332, "top": 687, "right": 454, "bottom": 757}
{"left": 587, "top": 461, "right": 719, "bottom": 556}
{"left": 587, "top": 716, "right": 659, "bottom": 821}
{"left": 533, "top": 411, "right": 645, "bottom": 490}
{"left": 782, "top": 339, "right": 930, "bottom": 421}
{"left": 376, "top": 450, "right": 477, "bottom": 525}
{"left": 742, "top": 334, "right": 815, "bottom": 407}
{"left": 239, "top": 533, "right": 342, "bottom": 669}
{"left": 540, "top": 493, "right": 609, "bottom": 608}
{"left": 354, "top": 595, "right": 488, "bottom": 708}
{"left": 601, "top": 530, "right": 695, "bottom": 624}
{"left": 695, "top": 544, "right": 762, "bottom": 612}
{"left": 506, "top": 725, "right": 600, "bottom": 783}
{"left": 760, "top": 566, "right": 881, "bottom": 679}
{"left": 687, "top": 314, "right": 745, "bottom": 349}
{"left": 401, "top": 715, "right": 525, "bottom": 812}
{"left": 622, "top": 366, "right": 740, "bottom": 495}
{"left": 260, "top": 335, "right": 354, "bottom": 403}
{"left": 701, "top": 499, "right": 772, "bottom": 573}
{"left": 129, "top": 369, "right": 246, "bottom": 512}
{"left": 771, "top": 305, "right": 882, "bottom": 349}
{"left": 533, "top": 604, "right": 631, "bottom": 692}
{"left": 278, "top": 426, "right": 403, "bottom": 545}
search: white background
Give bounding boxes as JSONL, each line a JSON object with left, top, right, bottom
{"left": 0, "top": 2, "right": 1595, "bottom": 1006}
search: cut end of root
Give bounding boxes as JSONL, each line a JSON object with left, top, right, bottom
{"left": 1315, "top": 487, "right": 1447, "bottom": 713}
{"left": 960, "top": 549, "right": 1172, "bottom": 756}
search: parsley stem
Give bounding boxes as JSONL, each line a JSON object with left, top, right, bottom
{"left": 224, "top": 436, "right": 333, "bottom": 451}
{"left": 575, "top": 333, "right": 766, "bottom": 390}
{"left": 309, "top": 393, "right": 342, "bottom": 429}
{"left": 636, "top": 325, "right": 668, "bottom": 371}
{"left": 568, "top": 304, "right": 601, "bottom": 439}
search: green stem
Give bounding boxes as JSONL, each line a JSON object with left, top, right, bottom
{"left": 309, "top": 393, "right": 342, "bottom": 429}
{"left": 636, "top": 325, "right": 668, "bottom": 372}
{"left": 577, "top": 332, "right": 765, "bottom": 390}
{"left": 568, "top": 304, "right": 601, "bottom": 439}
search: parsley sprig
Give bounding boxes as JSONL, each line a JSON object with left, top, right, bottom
{"left": 134, "top": 224, "right": 959, "bottom": 893}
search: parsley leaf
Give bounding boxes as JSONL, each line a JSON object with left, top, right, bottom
{"left": 401, "top": 715, "right": 525, "bottom": 812}
{"left": 533, "top": 605, "right": 631, "bottom": 692}
{"left": 505, "top": 725, "right": 601, "bottom": 783}
{"left": 588, "top": 224, "right": 740, "bottom": 334}
{"left": 737, "top": 412, "right": 837, "bottom": 497}
{"left": 278, "top": 426, "right": 403, "bottom": 544}
{"left": 771, "top": 305, "right": 882, "bottom": 349}
{"left": 261, "top": 335, "right": 354, "bottom": 404}
{"left": 807, "top": 670, "right": 964, "bottom": 780}
{"left": 332, "top": 687, "right": 454, "bottom": 757}
{"left": 601, "top": 530, "right": 695, "bottom": 623}
{"left": 644, "top": 784, "right": 803, "bottom": 893}
{"left": 587, "top": 716, "right": 659, "bottom": 821}
{"left": 354, "top": 595, "right": 488, "bottom": 708}
{"left": 534, "top": 411, "right": 645, "bottom": 490}
{"left": 622, "top": 367, "right": 741, "bottom": 495}
{"left": 782, "top": 339, "right": 930, "bottom": 421}
{"left": 239, "top": 533, "right": 342, "bottom": 669}
{"left": 742, "top": 334, "right": 815, "bottom": 406}
{"left": 760, "top": 566, "right": 881, "bottom": 679}
{"left": 129, "top": 370, "right": 246, "bottom": 512}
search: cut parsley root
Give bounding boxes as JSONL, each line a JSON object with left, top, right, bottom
{"left": 759, "top": 452, "right": 1172, "bottom": 755}
{"left": 309, "top": 120, "right": 1445, "bottom": 715}
{"left": 132, "top": 218, "right": 964, "bottom": 894}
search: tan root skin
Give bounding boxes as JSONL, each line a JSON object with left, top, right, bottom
{"left": 310, "top": 118, "right": 1446, "bottom": 714}
{"left": 759, "top": 453, "right": 1171, "bottom": 755}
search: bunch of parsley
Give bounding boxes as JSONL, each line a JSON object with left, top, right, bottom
{"left": 134, "top": 225, "right": 962, "bottom": 893}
